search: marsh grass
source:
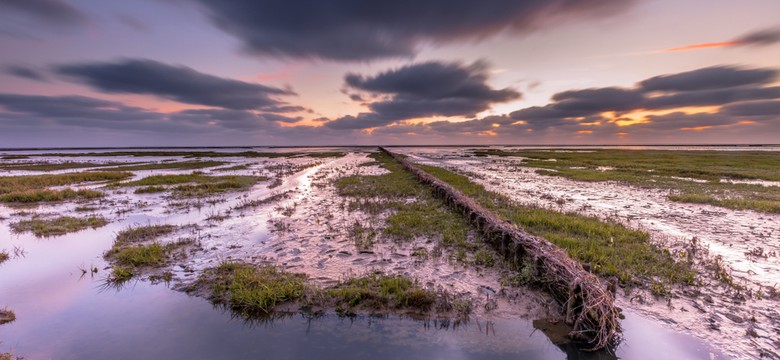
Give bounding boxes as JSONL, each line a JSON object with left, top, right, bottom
{"left": 102, "top": 160, "right": 225, "bottom": 171}
{"left": 119, "top": 173, "right": 264, "bottom": 197}
{"left": 105, "top": 230, "right": 193, "bottom": 283}
{"left": 334, "top": 153, "right": 474, "bottom": 254}
{"left": 0, "top": 308, "right": 15, "bottom": 324}
{"left": 200, "top": 262, "right": 438, "bottom": 317}
{"left": 0, "top": 161, "right": 135, "bottom": 171}
{"left": 479, "top": 149, "right": 780, "bottom": 213}
{"left": 0, "top": 250, "right": 8, "bottom": 264}
{"left": 10, "top": 215, "right": 107, "bottom": 237}
{"left": 0, "top": 188, "right": 104, "bottom": 203}
{"left": 417, "top": 163, "right": 697, "bottom": 286}
{"left": 115, "top": 224, "right": 177, "bottom": 244}
{"left": 34, "top": 151, "right": 346, "bottom": 159}
{"left": 328, "top": 271, "right": 436, "bottom": 312}
{"left": 208, "top": 262, "right": 308, "bottom": 315}
{"left": 0, "top": 171, "right": 131, "bottom": 203}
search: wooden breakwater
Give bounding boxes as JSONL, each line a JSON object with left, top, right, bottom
{"left": 379, "top": 147, "right": 621, "bottom": 350}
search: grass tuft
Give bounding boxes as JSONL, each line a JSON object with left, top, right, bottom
{"left": 115, "top": 224, "right": 177, "bottom": 244}
{"left": 10, "top": 215, "right": 108, "bottom": 237}
{"left": 0, "top": 308, "right": 15, "bottom": 325}
{"left": 417, "top": 163, "right": 697, "bottom": 286}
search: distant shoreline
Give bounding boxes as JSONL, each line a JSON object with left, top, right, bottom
{"left": 0, "top": 144, "right": 778, "bottom": 151}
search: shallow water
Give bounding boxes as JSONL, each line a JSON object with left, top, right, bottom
{"left": 0, "top": 147, "right": 732, "bottom": 359}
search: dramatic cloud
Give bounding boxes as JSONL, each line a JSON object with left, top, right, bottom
{"left": 328, "top": 60, "right": 520, "bottom": 129}
{"left": 56, "top": 59, "right": 297, "bottom": 110}
{"left": 0, "top": 93, "right": 162, "bottom": 122}
{"left": 508, "top": 65, "right": 780, "bottom": 123}
{"left": 722, "top": 100, "right": 780, "bottom": 117}
{"left": 3, "top": 65, "right": 47, "bottom": 81}
{"left": 0, "top": 0, "right": 87, "bottom": 27}
{"left": 193, "top": 0, "right": 636, "bottom": 61}
{"left": 639, "top": 66, "right": 778, "bottom": 92}
{"left": 663, "top": 25, "right": 780, "bottom": 52}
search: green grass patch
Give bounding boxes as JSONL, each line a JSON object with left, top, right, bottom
{"left": 200, "top": 262, "right": 438, "bottom": 317}
{"left": 417, "top": 163, "right": 696, "bottom": 286}
{"left": 0, "top": 171, "right": 131, "bottom": 203}
{"left": 115, "top": 224, "right": 177, "bottom": 244}
{"left": 10, "top": 215, "right": 107, "bottom": 237}
{"left": 105, "top": 225, "right": 192, "bottom": 282}
{"left": 206, "top": 262, "right": 309, "bottom": 315}
{"left": 134, "top": 186, "right": 167, "bottom": 194}
{"left": 0, "top": 161, "right": 136, "bottom": 171}
{"left": 33, "top": 151, "right": 346, "bottom": 159}
{"left": 119, "top": 173, "right": 264, "bottom": 197}
{"left": 328, "top": 271, "right": 436, "bottom": 311}
{"left": 101, "top": 160, "right": 225, "bottom": 171}
{"left": 334, "top": 152, "right": 473, "bottom": 252}
{"left": 478, "top": 149, "right": 780, "bottom": 213}
{"left": 1, "top": 154, "right": 29, "bottom": 159}
{"left": 0, "top": 188, "right": 104, "bottom": 203}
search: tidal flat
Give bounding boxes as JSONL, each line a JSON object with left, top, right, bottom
{"left": 2, "top": 146, "right": 776, "bottom": 359}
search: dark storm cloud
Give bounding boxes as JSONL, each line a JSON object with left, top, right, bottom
{"left": 721, "top": 100, "right": 780, "bottom": 117}
{"left": 734, "top": 26, "right": 780, "bottom": 47}
{"left": 0, "top": 0, "right": 87, "bottom": 26}
{"left": 193, "top": 0, "right": 636, "bottom": 61}
{"left": 0, "top": 93, "right": 162, "bottom": 122}
{"left": 327, "top": 61, "right": 520, "bottom": 129}
{"left": 644, "top": 86, "right": 780, "bottom": 109}
{"left": 0, "top": 93, "right": 313, "bottom": 139}
{"left": 3, "top": 65, "right": 47, "bottom": 81}
{"left": 508, "top": 65, "right": 780, "bottom": 125}
{"left": 551, "top": 87, "right": 644, "bottom": 112}
{"left": 639, "top": 66, "right": 778, "bottom": 92}
{"left": 55, "top": 59, "right": 296, "bottom": 110}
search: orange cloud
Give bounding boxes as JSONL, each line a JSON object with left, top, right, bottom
{"left": 662, "top": 40, "right": 741, "bottom": 53}
{"left": 577, "top": 130, "right": 593, "bottom": 134}
{"left": 680, "top": 126, "right": 713, "bottom": 131}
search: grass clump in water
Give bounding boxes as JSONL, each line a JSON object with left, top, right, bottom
{"left": 206, "top": 262, "right": 308, "bottom": 315}
{"left": 10, "top": 215, "right": 108, "bottom": 237}
{"left": 0, "top": 171, "right": 131, "bottom": 203}
{"left": 198, "top": 262, "right": 440, "bottom": 318}
{"left": 0, "top": 250, "right": 8, "bottom": 264}
{"left": 0, "top": 308, "right": 15, "bottom": 325}
{"left": 119, "top": 173, "right": 263, "bottom": 197}
{"left": 0, "top": 161, "right": 134, "bottom": 171}
{"left": 115, "top": 224, "right": 177, "bottom": 244}
{"left": 328, "top": 271, "right": 436, "bottom": 312}
{"left": 105, "top": 224, "right": 191, "bottom": 283}
{"left": 417, "top": 163, "right": 697, "bottom": 287}
{"left": 102, "top": 160, "right": 225, "bottom": 171}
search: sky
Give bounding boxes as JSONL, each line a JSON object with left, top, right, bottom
{"left": 0, "top": 0, "right": 779, "bottom": 147}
